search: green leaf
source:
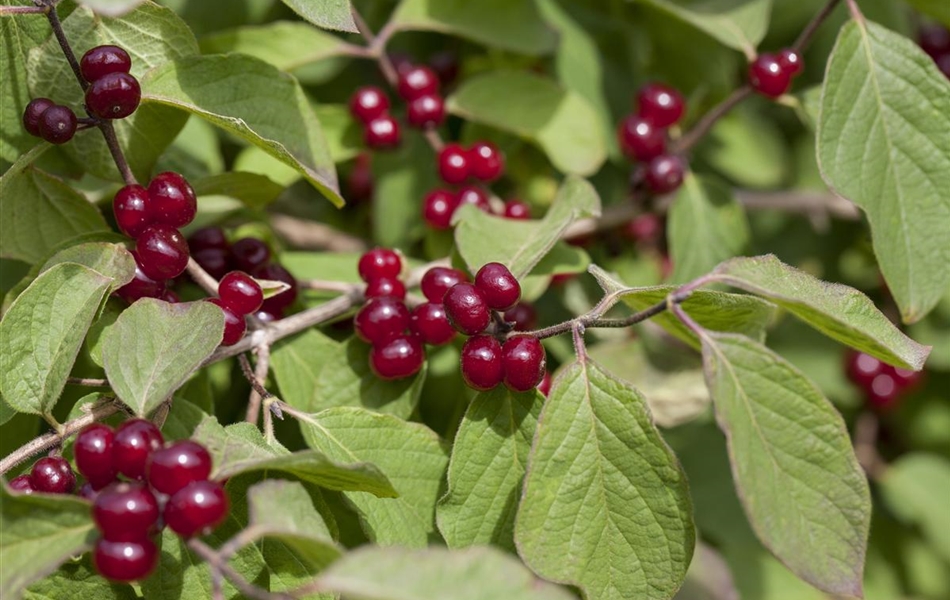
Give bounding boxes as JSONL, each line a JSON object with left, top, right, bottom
{"left": 701, "top": 108, "right": 790, "bottom": 188}
{"left": 447, "top": 71, "right": 608, "bottom": 175}
{"left": 437, "top": 388, "right": 543, "bottom": 551}
{"left": 667, "top": 175, "right": 748, "bottom": 283}
{"left": 817, "top": 20, "right": 950, "bottom": 323}
{"left": 0, "top": 488, "right": 95, "bottom": 600}
{"left": 391, "top": 0, "right": 557, "bottom": 55}
{"left": 101, "top": 299, "right": 224, "bottom": 416}
{"left": 75, "top": 0, "right": 147, "bottom": 16}
{"left": 24, "top": 559, "right": 136, "bottom": 600}
{"left": 879, "top": 454, "right": 950, "bottom": 563}
{"left": 278, "top": 0, "right": 357, "bottom": 33}
{"left": 312, "top": 104, "right": 362, "bottom": 163}
{"left": 27, "top": 4, "right": 198, "bottom": 182}
{"left": 516, "top": 359, "right": 695, "bottom": 600}
{"left": 0, "top": 0, "right": 51, "bottom": 162}
{"left": 904, "top": 0, "right": 950, "bottom": 27}
{"left": 191, "top": 172, "right": 284, "bottom": 211}
{"left": 455, "top": 176, "right": 600, "bottom": 278}
{"left": 709, "top": 255, "right": 931, "bottom": 369}
{"left": 698, "top": 330, "right": 870, "bottom": 596}
{"left": 316, "top": 545, "right": 576, "bottom": 600}
{"left": 0, "top": 263, "right": 116, "bottom": 415}
{"left": 142, "top": 54, "right": 343, "bottom": 206}
{"left": 38, "top": 243, "right": 136, "bottom": 292}
{"left": 371, "top": 130, "right": 437, "bottom": 249}
{"left": 299, "top": 407, "right": 449, "bottom": 547}
{"left": 636, "top": 0, "right": 773, "bottom": 54}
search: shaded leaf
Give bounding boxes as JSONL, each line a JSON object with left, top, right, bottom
{"left": 191, "top": 171, "right": 284, "bottom": 211}
{"left": 24, "top": 559, "right": 136, "bottom": 599}
{"left": 75, "top": 0, "right": 146, "bottom": 16}
{"left": 0, "top": 1, "right": 51, "bottom": 162}
{"left": 279, "top": 0, "right": 357, "bottom": 33}
{"left": 879, "top": 454, "right": 950, "bottom": 563}
{"left": 199, "top": 21, "right": 353, "bottom": 75}
{"left": 637, "top": 0, "right": 773, "bottom": 54}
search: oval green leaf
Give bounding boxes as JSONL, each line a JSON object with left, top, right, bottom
{"left": 637, "top": 0, "right": 773, "bottom": 55}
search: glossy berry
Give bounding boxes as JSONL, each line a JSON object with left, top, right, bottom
{"left": 93, "top": 538, "right": 158, "bottom": 582}
{"left": 8, "top": 474, "right": 33, "bottom": 494}
{"left": 354, "top": 296, "right": 410, "bottom": 344}
{"left": 74, "top": 423, "right": 116, "bottom": 490}
{"left": 255, "top": 263, "right": 298, "bottom": 312}
{"left": 80, "top": 45, "right": 132, "bottom": 83}
{"left": 777, "top": 49, "right": 803, "bottom": 76}
{"left": 504, "top": 302, "right": 537, "bottom": 331}
{"left": 136, "top": 225, "right": 189, "bottom": 280}
{"left": 636, "top": 82, "right": 685, "bottom": 128}
{"left": 38, "top": 105, "right": 77, "bottom": 144}
{"left": 148, "top": 172, "right": 197, "bottom": 228}
{"left": 115, "top": 255, "right": 165, "bottom": 303}
{"left": 188, "top": 227, "right": 229, "bottom": 252}
{"left": 460, "top": 335, "right": 504, "bottom": 391}
{"left": 420, "top": 266, "right": 468, "bottom": 302}
{"left": 866, "top": 372, "right": 899, "bottom": 410}
{"left": 502, "top": 335, "right": 546, "bottom": 392}
{"left": 443, "top": 282, "right": 491, "bottom": 335}
{"left": 22, "top": 97, "right": 55, "bottom": 137}
{"left": 748, "top": 53, "right": 793, "bottom": 98}
{"left": 456, "top": 186, "right": 491, "bottom": 213}
{"left": 254, "top": 308, "right": 282, "bottom": 323}
{"left": 407, "top": 94, "right": 446, "bottom": 128}
{"left": 112, "top": 419, "right": 164, "bottom": 481}
{"left": 409, "top": 303, "right": 456, "bottom": 345}
{"left": 370, "top": 334, "right": 426, "bottom": 380}
{"left": 644, "top": 155, "right": 686, "bottom": 194}
{"left": 93, "top": 483, "right": 159, "bottom": 541}
{"left": 438, "top": 143, "right": 469, "bottom": 184}
{"left": 146, "top": 441, "right": 212, "bottom": 496}
{"left": 358, "top": 248, "right": 402, "bottom": 282}
{"left": 85, "top": 72, "right": 141, "bottom": 119}
{"left": 207, "top": 298, "right": 247, "bottom": 346}
{"left": 365, "top": 276, "right": 406, "bottom": 300}
{"left": 397, "top": 65, "right": 439, "bottom": 100}
{"left": 164, "top": 480, "right": 229, "bottom": 537}
{"left": 231, "top": 237, "right": 271, "bottom": 272}
{"left": 468, "top": 142, "right": 504, "bottom": 182}
{"left": 349, "top": 86, "right": 390, "bottom": 124}
{"left": 218, "top": 271, "right": 263, "bottom": 315}
{"left": 845, "top": 351, "right": 882, "bottom": 390}
{"left": 365, "top": 115, "right": 401, "bottom": 149}
{"left": 537, "top": 370, "right": 552, "bottom": 396}
{"left": 503, "top": 199, "right": 531, "bottom": 220}
{"left": 30, "top": 456, "right": 76, "bottom": 494}
{"left": 192, "top": 248, "right": 232, "bottom": 280}
{"left": 617, "top": 115, "right": 666, "bottom": 162}
{"left": 113, "top": 185, "right": 152, "bottom": 238}
{"left": 423, "top": 189, "right": 458, "bottom": 230}
{"left": 474, "top": 262, "right": 521, "bottom": 311}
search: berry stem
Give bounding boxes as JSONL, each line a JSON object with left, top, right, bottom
{"left": 0, "top": 5, "right": 48, "bottom": 15}
{"left": 186, "top": 539, "right": 293, "bottom": 600}
{"left": 524, "top": 298, "right": 669, "bottom": 341}
{"left": 240, "top": 349, "right": 275, "bottom": 424}
{"left": 853, "top": 411, "right": 887, "bottom": 478}
{"left": 673, "top": 86, "right": 753, "bottom": 155}
{"left": 98, "top": 121, "right": 137, "bottom": 185}
{"left": 66, "top": 376, "right": 109, "bottom": 386}
{"left": 793, "top": 0, "right": 845, "bottom": 53}
{"left": 41, "top": 1, "right": 87, "bottom": 91}
{"left": 186, "top": 257, "right": 221, "bottom": 296}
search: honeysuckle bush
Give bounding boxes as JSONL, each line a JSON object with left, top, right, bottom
{"left": 1, "top": 0, "right": 949, "bottom": 599}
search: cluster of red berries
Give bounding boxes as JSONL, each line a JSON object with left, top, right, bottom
{"left": 845, "top": 351, "right": 922, "bottom": 411}
{"left": 919, "top": 23, "right": 950, "bottom": 79}
{"left": 22, "top": 97, "right": 78, "bottom": 144}
{"left": 617, "top": 83, "right": 688, "bottom": 195}
{"left": 748, "top": 48, "right": 804, "bottom": 98}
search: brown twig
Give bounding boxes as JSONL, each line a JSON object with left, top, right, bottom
{"left": 66, "top": 377, "right": 109, "bottom": 387}
{"left": 854, "top": 411, "right": 886, "bottom": 479}
{"left": 268, "top": 214, "right": 367, "bottom": 252}
{"left": 793, "top": 0, "right": 845, "bottom": 53}
{"left": 524, "top": 299, "right": 669, "bottom": 340}
{"left": 241, "top": 349, "right": 274, "bottom": 424}
{"left": 673, "top": 86, "right": 753, "bottom": 155}
{"left": 0, "top": 5, "right": 48, "bottom": 14}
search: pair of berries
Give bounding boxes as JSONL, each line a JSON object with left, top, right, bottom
{"left": 350, "top": 64, "right": 447, "bottom": 149}
{"left": 422, "top": 187, "right": 529, "bottom": 230}
{"left": 22, "top": 98, "right": 78, "bottom": 144}
{"left": 80, "top": 45, "right": 141, "bottom": 120}
{"left": 748, "top": 49, "right": 803, "bottom": 98}
{"left": 617, "top": 82, "right": 688, "bottom": 195}
{"left": 436, "top": 141, "right": 504, "bottom": 185}
{"left": 919, "top": 24, "right": 950, "bottom": 79}
{"left": 845, "top": 351, "right": 922, "bottom": 411}
{"left": 7, "top": 455, "right": 77, "bottom": 496}
{"left": 206, "top": 271, "right": 265, "bottom": 346}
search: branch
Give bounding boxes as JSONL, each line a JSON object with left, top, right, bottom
{"left": 793, "top": 0, "right": 845, "bottom": 53}
{"left": 187, "top": 539, "right": 292, "bottom": 600}
{"left": 241, "top": 348, "right": 274, "bottom": 424}
{"left": 524, "top": 299, "right": 668, "bottom": 340}
{"left": 673, "top": 86, "right": 753, "bottom": 155}
{"left": 66, "top": 377, "right": 109, "bottom": 387}
{"left": 0, "top": 5, "right": 48, "bottom": 14}
{"left": 268, "top": 213, "right": 367, "bottom": 252}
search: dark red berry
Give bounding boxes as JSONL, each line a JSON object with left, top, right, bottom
{"left": 8, "top": 474, "right": 33, "bottom": 494}
{"left": 136, "top": 225, "right": 189, "bottom": 280}
{"left": 148, "top": 172, "right": 197, "bottom": 228}
{"left": 22, "top": 97, "right": 55, "bottom": 137}
{"left": 618, "top": 115, "right": 666, "bottom": 162}
{"left": 93, "top": 482, "right": 159, "bottom": 541}
{"left": 365, "top": 115, "right": 401, "bottom": 149}
{"left": 644, "top": 155, "right": 686, "bottom": 194}
{"left": 423, "top": 189, "right": 458, "bottom": 230}
{"left": 443, "top": 282, "right": 491, "bottom": 335}
{"left": 347, "top": 153, "right": 374, "bottom": 203}
{"left": 112, "top": 419, "right": 164, "bottom": 481}
{"left": 892, "top": 366, "right": 922, "bottom": 390}
{"left": 503, "top": 199, "right": 531, "bottom": 220}
{"left": 94, "top": 538, "right": 158, "bottom": 582}
{"left": 468, "top": 142, "right": 504, "bottom": 182}
{"left": 537, "top": 370, "right": 552, "bottom": 396}
{"left": 160, "top": 288, "right": 180, "bottom": 304}
{"left": 919, "top": 24, "right": 950, "bottom": 59}
{"left": 146, "top": 441, "right": 212, "bottom": 496}
{"left": 207, "top": 298, "right": 247, "bottom": 346}
{"left": 85, "top": 72, "right": 141, "bottom": 119}
{"left": 365, "top": 276, "right": 406, "bottom": 300}
{"left": 354, "top": 296, "right": 410, "bottom": 344}
{"left": 231, "top": 237, "right": 271, "bottom": 272}
{"left": 420, "top": 266, "right": 468, "bottom": 302}
{"left": 502, "top": 335, "right": 546, "bottom": 392}
{"left": 407, "top": 94, "right": 446, "bottom": 128}
{"left": 254, "top": 309, "right": 282, "bottom": 323}
{"left": 748, "top": 53, "right": 793, "bottom": 98}
{"left": 218, "top": 271, "right": 263, "bottom": 315}
{"left": 456, "top": 186, "right": 491, "bottom": 213}
{"left": 845, "top": 351, "right": 883, "bottom": 390}
{"left": 349, "top": 86, "right": 390, "bottom": 124}
{"left": 397, "top": 65, "right": 439, "bottom": 100}
{"left": 358, "top": 248, "right": 402, "bottom": 282}
{"left": 429, "top": 50, "right": 459, "bottom": 87}
{"left": 254, "top": 263, "right": 298, "bottom": 312}
{"left": 192, "top": 248, "right": 232, "bottom": 280}
{"left": 777, "top": 49, "right": 803, "bottom": 76}
{"left": 867, "top": 372, "right": 900, "bottom": 410}
{"left": 38, "top": 105, "right": 77, "bottom": 145}
{"left": 113, "top": 185, "right": 152, "bottom": 238}
{"left": 164, "top": 480, "right": 229, "bottom": 537}
{"left": 460, "top": 335, "right": 504, "bottom": 391}
{"left": 504, "top": 302, "right": 537, "bottom": 331}
{"left": 438, "top": 143, "right": 469, "bottom": 184}
{"left": 80, "top": 45, "right": 131, "bottom": 83}
{"left": 409, "top": 303, "right": 456, "bottom": 345}
{"left": 115, "top": 254, "right": 165, "bottom": 303}
{"left": 188, "top": 227, "right": 229, "bottom": 252}
{"left": 30, "top": 456, "right": 76, "bottom": 494}
{"left": 74, "top": 423, "right": 116, "bottom": 490}
{"left": 636, "top": 82, "right": 685, "bottom": 128}
{"left": 370, "top": 334, "right": 425, "bottom": 380}
{"left": 474, "top": 262, "right": 521, "bottom": 311}
{"left": 624, "top": 213, "right": 663, "bottom": 244}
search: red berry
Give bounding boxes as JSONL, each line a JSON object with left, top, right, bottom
{"left": 429, "top": 50, "right": 459, "bottom": 86}
{"left": 146, "top": 440, "right": 212, "bottom": 496}
{"left": 254, "top": 308, "right": 282, "bottom": 323}
{"left": 617, "top": 115, "right": 666, "bottom": 162}
{"left": 456, "top": 186, "right": 491, "bottom": 213}
{"left": 443, "top": 282, "right": 491, "bottom": 335}
{"left": 365, "top": 276, "right": 406, "bottom": 300}
{"left": 365, "top": 115, "right": 401, "bottom": 149}
{"left": 891, "top": 366, "right": 922, "bottom": 391}
{"left": 148, "top": 172, "right": 197, "bottom": 228}
{"left": 115, "top": 253, "right": 165, "bottom": 303}
{"left": 38, "top": 105, "right": 77, "bottom": 145}
{"left": 136, "top": 225, "right": 190, "bottom": 280}
{"left": 407, "top": 94, "right": 446, "bottom": 128}
{"left": 474, "top": 262, "right": 521, "bottom": 311}
{"left": 354, "top": 296, "right": 410, "bottom": 344}
{"left": 503, "top": 200, "right": 531, "bottom": 220}
{"left": 503, "top": 302, "right": 537, "bottom": 331}
{"left": 624, "top": 213, "right": 663, "bottom": 244}
{"left": 423, "top": 189, "right": 459, "bottom": 230}
{"left": 192, "top": 248, "right": 232, "bottom": 280}
{"left": 468, "top": 142, "right": 504, "bottom": 182}
{"left": 93, "top": 538, "right": 158, "bottom": 582}
{"left": 254, "top": 263, "right": 298, "bottom": 312}
{"left": 22, "top": 97, "right": 55, "bottom": 137}
{"left": 749, "top": 53, "right": 793, "bottom": 98}
{"left": 113, "top": 184, "right": 152, "bottom": 238}
{"left": 358, "top": 248, "right": 402, "bottom": 282}
{"left": 460, "top": 335, "right": 504, "bottom": 391}
{"left": 164, "top": 480, "right": 229, "bottom": 537}
{"left": 370, "top": 335, "right": 426, "bottom": 380}
{"left": 30, "top": 456, "right": 76, "bottom": 494}
{"left": 207, "top": 298, "right": 247, "bottom": 346}
{"left": 421, "top": 266, "right": 469, "bottom": 302}
{"left": 349, "top": 86, "right": 390, "bottom": 124}
{"left": 189, "top": 227, "right": 229, "bottom": 252}
{"left": 93, "top": 482, "right": 159, "bottom": 541}
{"left": 845, "top": 351, "right": 883, "bottom": 390}
{"left": 8, "top": 474, "right": 33, "bottom": 494}
{"left": 777, "top": 49, "right": 803, "bottom": 76}
{"left": 347, "top": 153, "right": 374, "bottom": 203}
{"left": 397, "top": 65, "right": 439, "bottom": 101}
{"left": 867, "top": 372, "right": 900, "bottom": 410}
{"left": 231, "top": 238, "right": 271, "bottom": 272}
{"left": 501, "top": 335, "right": 546, "bottom": 392}
{"left": 112, "top": 419, "right": 164, "bottom": 481}
{"left": 218, "top": 271, "right": 263, "bottom": 315}
{"left": 74, "top": 424, "right": 116, "bottom": 490}
{"left": 438, "top": 143, "right": 470, "bottom": 184}
{"left": 85, "top": 72, "right": 141, "bottom": 119}
{"left": 537, "top": 370, "right": 552, "bottom": 396}
{"left": 409, "top": 303, "right": 456, "bottom": 345}
{"left": 644, "top": 155, "right": 686, "bottom": 194}
{"left": 919, "top": 24, "right": 950, "bottom": 59}
{"left": 636, "top": 82, "right": 685, "bottom": 128}
{"left": 80, "top": 45, "right": 131, "bottom": 83}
